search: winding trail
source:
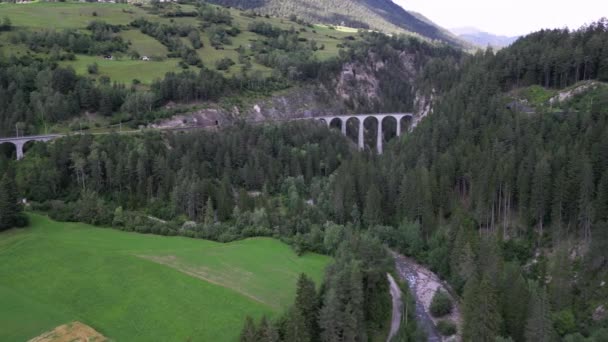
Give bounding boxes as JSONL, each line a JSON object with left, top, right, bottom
{"left": 389, "top": 251, "right": 462, "bottom": 342}
{"left": 387, "top": 273, "right": 403, "bottom": 341}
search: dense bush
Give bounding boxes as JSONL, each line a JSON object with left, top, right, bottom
{"left": 430, "top": 290, "right": 453, "bottom": 317}
{"left": 216, "top": 57, "right": 235, "bottom": 70}
{"left": 436, "top": 320, "right": 457, "bottom": 336}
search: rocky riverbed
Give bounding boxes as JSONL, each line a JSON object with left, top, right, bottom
{"left": 390, "top": 252, "right": 462, "bottom": 342}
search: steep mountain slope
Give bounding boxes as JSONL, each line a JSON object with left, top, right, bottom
{"left": 451, "top": 26, "right": 519, "bottom": 48}
{"left": 206, "top": 0, "right": 466, "bottom": 47}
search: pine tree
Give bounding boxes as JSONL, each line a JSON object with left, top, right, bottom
{"left": 285, "top": 307, "right": 310, "bottom": 342}
{"left": 578, "top": 158, "right": 594, "bottom": 242}
{"left": 463, "top": 274, "right": 502, "bottom": 342}
{"left": 596, "top": 169, "right": 608, "bottom": 222}
{"left": 240, "top": 316, "right": 257, "bottom": 342}
{"left": 477, "top": 275, "right": 503, "bottom": 342}
{"left": 294, "top": 274, "right": 319, "bottom": 340}
{"left": 530, "top": 158, "right": 550, "bottom": 239}
{"left": 501, "top": 262, "right": 529, "bottom": 342}
{"left": 319, "top": 288, "right": 341, "bottom": 342}
{"left": 204, "top": 197, "right": 215, "bottom": 226}
{"left": 256, "top": 316, "right": 279, "bottom": 342}
{"left": 363, "top": 184, "right": 381, "bottom": 227}
{"left": 462, "top": 274, "right": 481, "bottom": 341}
{"left": 0, "top": 169, "right": 23, "bottom": 231}
{"left": 525, "top": 283, "right": 555, "bottom": 342}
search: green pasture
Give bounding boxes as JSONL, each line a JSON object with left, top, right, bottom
{"left": 0, "top": 1, "right": 353, "bottom": 82}
{"left": 61, "top": 54, "right": 182, "bottom": 84}
{"left": 0, "top": 2, "right": 150, "bottom": 29}
{"left": 0, "top": 214, "right": 329, "bottom": 341}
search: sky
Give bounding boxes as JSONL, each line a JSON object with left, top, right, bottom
{"left": 395, "top": 0, "right": 608, "bottom": 36}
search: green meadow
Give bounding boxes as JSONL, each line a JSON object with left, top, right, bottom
{"left": 0, "top": 1, "right": 353, "bottom": 83}
{"left": 61, "top": 55, "right": 181, "bottom": 84}
{"left": 0, "top": 214, "right": 330, "bottom": 341}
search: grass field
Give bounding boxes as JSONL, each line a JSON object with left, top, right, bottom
{"left": 0, "top": 2, "right": 149, "bottom": 29}
{"left": 0, "top": 214, "right": 330, "bottom": 341}
{"left": 0, "top": 1, "right": 355, "bottom": 83}
{"left": 121, "top": 29, "right": 169, "bottom": 57}
{"left": 61, "top": 54, "right": 181, "bottom": 84}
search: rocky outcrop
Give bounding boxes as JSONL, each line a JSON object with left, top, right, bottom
{"left": 593, "top": 305, "right": 607, "bottom": 322}
{"left": 549, "top": 81, "right": 602, "bottom": 105}
{"left": 242, "top": 86, "right": 345, "bottom": 121}
{"left": 151, "top": 108, "right": 227, "bottom": 130}
{"left": 152, "top": 50, "right": 436, "bottom": 129}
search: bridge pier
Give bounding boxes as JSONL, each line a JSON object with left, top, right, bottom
{"left": 377, "top": 121, "right": 383, "bottom": 154}
{"left": 396, "top": 119, "right": 401, "bottom": 137}
{"left": 15, "top": 141, "right": 24, "bottom": 160}
{"left": 358, "top": 119, "right": 365, "bottom": 150}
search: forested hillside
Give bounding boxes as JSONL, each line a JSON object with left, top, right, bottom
{"left": 2, "top": 3, "right": 608, "bottom": 341}
{"left": 325, "top": 19, "right": 608, "bottom": 341}
{"left": 206, "top": 0, "right": 464, "bottom": 46}
{"left": 0, "top": 0, "right": 355, "bottom": 135}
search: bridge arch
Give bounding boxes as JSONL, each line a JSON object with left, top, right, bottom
{"left": 329, "top": 117, "right": 344, "bottom": 133}
{"left": 0, "top": 135, "right": 63, "bottom": 160}
{"left": 344, "top": 117, "right": 360, "bottom": 145}
{"left": 362, "top": 116, "right": 380, "bottom": 153}
{"left": 313, "top": 113, "right": 414, "bottom": 154}
{"left": 381, "top": 115, "right": 398, "bottom": 143}
{"left": 0, "top": 141, "right": 17, "bottom": 160}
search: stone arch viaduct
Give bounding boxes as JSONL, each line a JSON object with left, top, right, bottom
{"left": 315, "top": 113, "right": 415, "bottom": 154}
{"left": 0, "top": 135, "right": 63, "bottom": 160}
{"left": 0, "top": 113, "right": 416, "bottom": 160}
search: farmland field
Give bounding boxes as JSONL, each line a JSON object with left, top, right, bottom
{"left": 0, "top": 214, "right": 330, "bottom": 341}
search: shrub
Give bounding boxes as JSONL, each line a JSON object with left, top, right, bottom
{"left": 216, "top": 57, "right": 235, "bottom": 71}
{"left": 430, "top": 290, "right": 453, "bottom": 317}
{"left": 552, "top": 309, "right": 576, "bottom": 336}
{"left": 87, "top": 63, "right": 99, "bottom": 75}
{"left": 436, "top": 320, "right": 457, "bottom": 336}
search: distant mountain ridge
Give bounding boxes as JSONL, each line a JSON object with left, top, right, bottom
{"left": 451, "top": 27, "right": 519, "bottom": 48}
{"left": 206, "top": 0, "right": 467, "bottom": 47}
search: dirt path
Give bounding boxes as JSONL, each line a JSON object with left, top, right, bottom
{"left": 387, "top": 273, "right": 403, "bottom": 341}
{"left": 391, "top": 251, "right": 462, "bottom": 342}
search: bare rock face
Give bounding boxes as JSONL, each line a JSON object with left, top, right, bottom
{"left": 336, "top": 62, "right": 382, "bottom": 103}
{"left": 549, "top": 81, "right": 601, "bottom": 105}
{"left": 153, "top": 49, "right": 435, "bottom": 127}
{"left": 333, "top": 51, "right": 421, "bottom": 113}
{"left": 243, "top": 86, "right": 345, "bottom": 121}
{"left": 151, "top": 108, "right": 227, "bottom": 129}
{"left": 593, "top": 305, "right": 607, "bottom": 322}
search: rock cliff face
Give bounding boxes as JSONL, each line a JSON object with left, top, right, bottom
{"left": 154, "top": 51, "right": 435, "bottom": 129}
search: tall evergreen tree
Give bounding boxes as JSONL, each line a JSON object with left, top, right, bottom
{"left": 240, "top": 316, "right": 257, "bottom": 342}
{"left": 0, "top": 168, "right": 24, "bottom": 231}
{"left": 525, "top": 283, "right": 555, "bottom": 342}
{"left": 363, "top": 184, "right": 382, "bottom": 228}
{"left": 294, "top": 274, "right": 319, "bottom": 340}
{"left": 463, "top": 274, "right": 502, "bottom": 342}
